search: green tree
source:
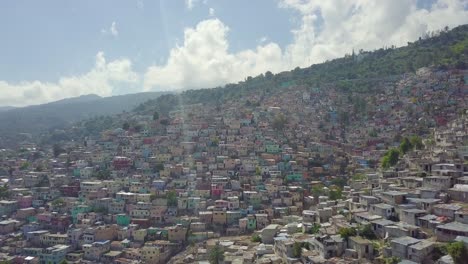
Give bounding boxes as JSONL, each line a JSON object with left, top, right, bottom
{"left": 122, "top": 122, "right": 130, "bottom": 130}
{"left": 331, "top": 177, "right": 347, "bottom": 187}
{"left": 292, "top": 242, "right": 302, "bottom": 258}
{"left": 432, "top": 244, "right": 448, "bottom": 262}
{"left": 383, "top": 256, "right": 400, "bottom": 264}
{"left": 339, "top": 227, "right": 357, "bottom": 239}
{"left": 96, "top": 169, "right": 111, "bottom": 180}
{"left": 251, "top": 234, "right": 262, "bottom": 242}
{"left": 255, "top": 166, "right": 261, "bottom": 176}
{"left": 447, "top": 241, "right": 467, "bottom": 264}
{"left": 329, "top": 187, "right": 343, "bottom": 200}
{"left": 153, "top": 111, "right": 159, "bottom": 120}
{"left": 351, "top": 173, "right": 366, "bottom": 181}
{"left": 52, "top": 198, "right": 65, "bottom": 208}
{"left": 359, "top": 224, "right": 376, "bottom": 239}
{"left": 92, "top": 206, "right": 108, "bottom": 214}
{"left": 311, "top": 184, "right": 325, "bottom": 197}
{"left": 405, "top": 60, "right": 415, "bottom": 72}
{"left": 154, "top": 163, "right": 165, "bottom": 172}
{"left": 0, "top": 184, "right": 10, "bottom": 199}
{"left": 410, "top": 135, "right": 424, "bottom": 150}
{"left": 20, "top": 162, "right": 30, "bottom": 170}
{"left": 381, "top": 148, "right": 400, "bottom": 169}
{"left": 399, "top": 137, "right": 413, "bottom": 154}
{"left": 272, "top": 114, "right": 287, "bottom": 131}
{"left": 338, "top": 110, "right": 350, "bottom": 126}
{"left": 209, "top": 244, "right": 224, "bottom": 264}
{"left": 308, "top": 223, "right": 321, "bottom": 234}
{"left": 166, "top": 190, "right": 178, "bottom": 207}
{"left": 53, "top": 144, "right": 66, "bottom": 157}
{"left": 134, "top": 124, "right": 142, "bottom": 132}
{"left": 35, "top": 164, "right": 44, "bottom": 172}
{"left": 369, "top": 129, "right": 378, "bottom": 137}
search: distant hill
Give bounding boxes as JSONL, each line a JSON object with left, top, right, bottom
{"left": 48, "top": 94, "right": 102, "bottom": 105}
{"left": 0, "top": 91, "right": 171, "bottom": 147}
{"left": 0, "top": 106, "right": 16, "bottom": 112}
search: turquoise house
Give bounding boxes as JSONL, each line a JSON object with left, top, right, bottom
{"left": 282, "top": 154, "right": 292, "bottom": 162}
{"left": 246, "top": 215, "right": 257, "bottom": 230}
{"left": 254, "top": 184, "right": 265, "bottom": 191}
{"left": 286, "top": 173, "right": 303, "bottom": 182}
{"left": 266, "top": 144, "right": 281, "bottom": 154}
{"left": 116, "top": 214, "right": 131, "bottom": 226}
{"left": 278, "top": 162, "right": 291, "bottom": 172}
{"left": 71, "top": 204, "right": 90, "bottom": 223}
{"left": 187, "top": 197, "right": 201, "bottom": 210}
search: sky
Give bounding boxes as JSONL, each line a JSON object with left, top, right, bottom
{"left": 0, "top": 0, "right": 467, "bottom": 107}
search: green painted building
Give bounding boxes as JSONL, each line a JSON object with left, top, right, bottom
{"left": 247, "top": 216, "right": 257, "bottom": 230}
{"left": 71, "top": 204, "right": 90, "bottom": 223}
{"left": 116, "top": 214, "right": 131, "bottom": 226}
{"left": 286, "top": 173, "right": 303, "bottom": 182}
{"left": 266, "top": 144, "right": 281, "bottom": 154}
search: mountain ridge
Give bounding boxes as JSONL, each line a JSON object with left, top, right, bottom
{"left": 0, "top": 91, "right": 172, "bottom": 148}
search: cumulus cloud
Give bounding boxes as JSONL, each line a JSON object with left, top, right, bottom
{"left": 209, "top": 7, "right": 215, "bottom": 16}
{"left": 144, "top": 0, "right": 468, "bottom": 91}
{"left": 280, "top": 0, "right": 468, "bottom": 65}
{"left": 143, "top": 19, "right": 284, "bottom": 90}
{"left": 0, "top": 52, "right": 139, "bottom": 107}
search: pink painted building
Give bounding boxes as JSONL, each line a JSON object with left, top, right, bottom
{"left": 17, "top": 196, "right": 33, "bottom": 208}
{"left": 211, "top": 183, "right": 224, "bottom": 197}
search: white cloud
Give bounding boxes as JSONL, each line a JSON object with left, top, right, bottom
{"left": 143, "top": 19, "right": 283, "bottom": 91}
{"left": 110, "top": 21, "right": 119, "bottom": 37}
{"left": 186, "top": 0, "right": 209, "bottom": 10}
{"left": 144, "top": 0, "right": 468, "bottom": 92}
{"left": 0, "top": 52, "right": 139, "bottom": 107}
{"left": 101, "top": 21, "right": 119, "bottom": 37}
{"left": 279, "top": 0, "right": 468, "bottom": 66}
{"left": 185, "top": 0, "right": 198, "bottom": 10}
{"left": 209, "top": 7, "right": 215, "bottom": 16}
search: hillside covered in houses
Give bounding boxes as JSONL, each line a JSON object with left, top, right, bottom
{"left": 0, "top": 25, "right": 466, "bottom": 264}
